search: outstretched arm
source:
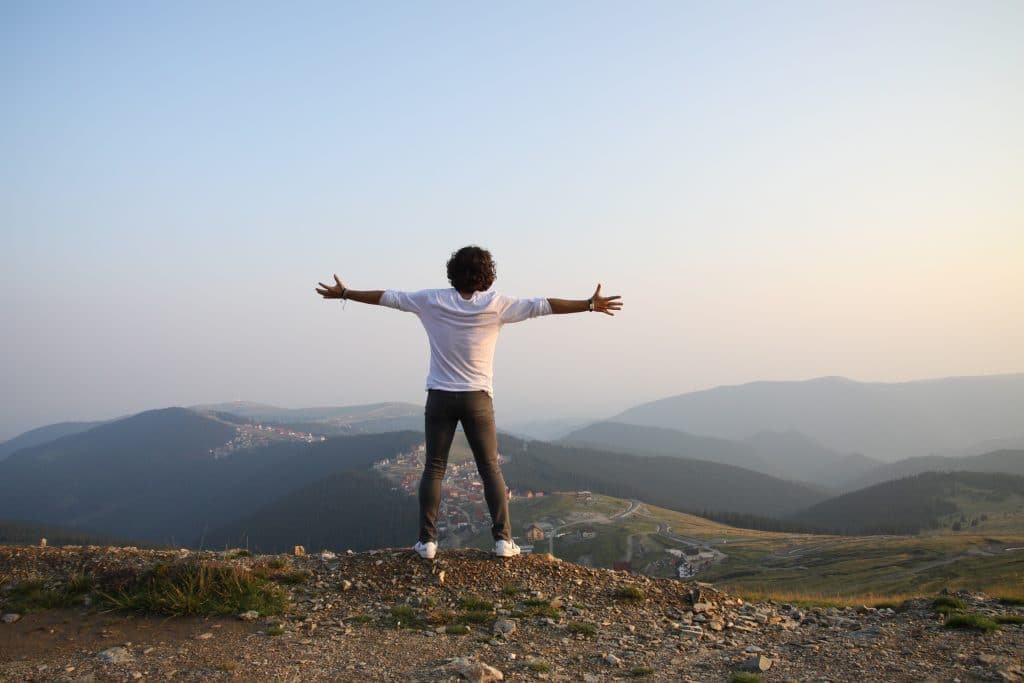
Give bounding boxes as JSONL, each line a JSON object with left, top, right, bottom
{"left": 315, "top": 275, "right": 384, "bottom": 305}
{"left": 548, "top": 284, "right": 623, "bottom": 316}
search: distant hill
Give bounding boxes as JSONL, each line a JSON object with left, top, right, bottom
{"left": 791, "top": 471, "right": 1024, "bottom": 534}
{"left": 204, "top": 470, "right": 417, "bottom": 553}
{"left": 612, "top": 374, "right": 1024, "bottom": 461}
{"left": 0, "top": 420, "right": 108, "bottom": 461}
{"left": 193, "top": 401, "right": 423, "bottom": 434}
{"left": 560, "top": 422, "right": 879, "bottom": 488}
{"left": 843, "top": 449, "right": 1024, "bottom": 491}
{"left": 0, "top": 407, "right": 422, "bottom": 545}
{"left": 0, "top": 518, "right": 149, "bottom": 547}
{"left": 498, "top": 434, "right": 830, "bottom": 518}
{"left": 561, "top": 421, "right": 769, "bottom": 473}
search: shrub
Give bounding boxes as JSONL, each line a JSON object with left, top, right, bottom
{"left": 994, "top": 615, "right": 1024, "bottom": 625}
{"left": 445, "top": 624, "right": 470, "bottom": 635}
{"left": 527, "top": 661, "right": 550, "bottom": 672}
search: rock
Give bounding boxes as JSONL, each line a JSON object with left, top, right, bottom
{"left": 603, "top": 654, "right": 623, "bottom": 667}
{"left": 341, "top": 580, "right": 353, "bottom": 591}
{"left": 1, "top": 613, "right": 22, "bottom": 624}
{"left": 97, "top": 646, "right": 133, "bottom": 665}
{"left": 293, "top": 545, "right": 306, "bottom": 557}
{"left": 493, "top": 619, "right": 517, "bottom": 636}
{"left": 740, "top": 655, "right": 774, "bottom": 672}
{"left": 320, "top": 550, "right": 336, "bottom": 560}
{"left": 437, "top": 570, "right": 446, "bottom": 585}
{"left": 693, "top": 602, "right": 713, "bottom": 614}
{"left": 450, "top": 657, "right": 504, "bottom": 682}
{"left": 196, "top": 632, "right": 214, "bottom": 640}
{"left": 583, "top": 675, "right": 601, "bottom": 683}
{"left": 239, "top": 611, "right": 260, "bottom": 621}
{"left": 978, "top": 653, "right": 1001, "bottom": 665}
{"left": 40, "top": 537, "right": 47, "bottom": 548}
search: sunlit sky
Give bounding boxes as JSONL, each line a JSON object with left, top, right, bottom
{"left": 2, "top": 1, "right": 1022, "bottom": 439}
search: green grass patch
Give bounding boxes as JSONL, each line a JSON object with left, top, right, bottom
{"left": 519, "top": 598, "right": 559, "bottom": 619}
{"left": 632, "top": 666, "right": 655, "bottom": 677}
{"left": 994, "top": 615, "right": 1024, "bottom": 625}
{"left": 933, "top": 596, "right": 967, "bottom": 611}
{"left": 349, "top": 614, "right": 373, "bottom": 624}
{"left": 385, "top": 604, "right": 423, "bottom": 629}
{"left": 266, "top": 557, "right": 287, "bottom": 570}
{"left": 265, "top": 622, "right": 285, "bottom": 636}
{"left": 527, "top": 661, "right": 550, "bottom": 673}
{"left": 445, "top": 623, "right": 470, "bottom": 635}
{"left": 729, "top": 671, "right": 761, "bottom": 683}
{"left": 100, "top": 561, "right": 287, "bottom": 617}
{"left": 460, "top": 595, "right": 494, "bottom": 611}
{"left": 2, "top": 573, "right": 96, "bottom": 612}
{"left": 730, "top": 674, "right": 763, "bottom": 683}
{"left": 459, "top": 610, "right": 493, "bottom": 625}
{"left": 501, "top": 584, "right": 521, "bottom": 596}
{"left": 274, "top": 570, "right": 310, "bottom": 586}
{"left": 614, "top": 585, "right": 644, "bottom": 601}
{"left": 943, "top": 613, "right": 999, "bottom": 632}
{"left": 567, "top": 621, "right": 597, "bottom": 636}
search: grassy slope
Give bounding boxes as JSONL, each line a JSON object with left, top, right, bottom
{"left": 461, "top": 492, "right": 1024, "bottom": 600}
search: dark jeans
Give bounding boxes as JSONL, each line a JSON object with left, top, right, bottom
{"left": 419, "top": 389, "right": 511, "bottom": 543}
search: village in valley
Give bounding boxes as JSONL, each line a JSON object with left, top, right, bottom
{"left": 208, "top": 423, "right": 326, "bottom": 459}
{"left": 373, "top": 439, "right": 724, "bottom": 580}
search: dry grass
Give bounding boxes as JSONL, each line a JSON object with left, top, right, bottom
{"left": 735, "top": 589, "right": 925, "bottom": 609}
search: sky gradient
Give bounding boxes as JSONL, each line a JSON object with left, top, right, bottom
{"left": 2, "top": 1, "right": 1022, "bottom": 439}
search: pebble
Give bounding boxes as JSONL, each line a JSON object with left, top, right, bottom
{"left": 740, "top": 655, "right": 775, "bottom": 672}
{"left": 97, "top": 646, "right": 133, "bottom": 665}
{"left": 603, "top": 653, "right": 623, "bottom": 667}
{"left": 1, "top": 613, "right": 22, "bottom": 624}
{"left": 493, "top": 619, "right": 517, "bottom": 636}
{"left": 449, "top": 657, "right": 504, "bottom": 682}
{"left": 239, "top": 610, "right": 260, "bottom": 621}
{"left": 196, "top": 632, "right": 214, "bottom": 640}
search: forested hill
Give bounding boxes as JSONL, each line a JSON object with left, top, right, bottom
{"left": 790, "top": 471, "right": 1024, "bottom": 535}
{"left": 497, "top": 435, "right": 829, "bottom": 518}
{"left": 0, "top": 407, "right": 422, "bottom": 545}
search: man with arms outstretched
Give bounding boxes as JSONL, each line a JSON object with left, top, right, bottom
{"left": 316, "top": 246, "right": 622, "bottom": 559}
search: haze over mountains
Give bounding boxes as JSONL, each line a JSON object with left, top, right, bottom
{"left": 613, "top": 374, "right": 1024, "bottom": 462}
{"left": 0, "top": 373, "right": 1021, "bottom": 554}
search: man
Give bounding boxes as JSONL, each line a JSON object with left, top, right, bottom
{"left": 315, "top": 245, "right": 622, "bottom": 559}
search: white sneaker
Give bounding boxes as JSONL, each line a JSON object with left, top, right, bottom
{"left": 494, "top": 540, "right": 521, "bottom": 558}
{"left": 414, "top": 541, "right": 437, "bottom": 559}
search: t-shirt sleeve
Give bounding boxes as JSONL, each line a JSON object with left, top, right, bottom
{"left": 497, "top": 295, "right": 553, "bottom": 324}
{"left": 380, "top": 289, "right": 429, "bottom": 314}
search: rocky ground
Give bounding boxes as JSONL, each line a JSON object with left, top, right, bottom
{"left": 1, "top": 545, "right": 1022, "bottom": 682}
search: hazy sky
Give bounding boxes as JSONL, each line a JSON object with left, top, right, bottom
{"left": 2, "top": 1, "right": 1022, "bottom": 439}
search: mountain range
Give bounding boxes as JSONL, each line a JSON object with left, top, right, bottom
{"left": 613, "top": 374, "right": 1024, "bottom": 461}
{"left": 0, "top": 373, "right": 1021, "bottom": 551}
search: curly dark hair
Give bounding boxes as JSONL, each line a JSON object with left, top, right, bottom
{"left": 446, "top": 245, "right": 497, "bottom": 293}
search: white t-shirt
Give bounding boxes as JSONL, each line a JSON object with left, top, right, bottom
{"left": 380, "top": 288, "right": 552, "bottom": 395}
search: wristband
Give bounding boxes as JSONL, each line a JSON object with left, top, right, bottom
{"left": 588, "top": 298, "right": 594, "bottom": 312}
{"left": 340, "top": 287, "right": 348, "bottom": 300}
